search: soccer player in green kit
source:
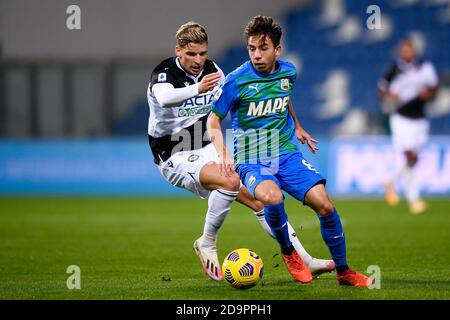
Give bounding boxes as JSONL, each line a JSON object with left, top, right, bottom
{"left": 207, "top": 15, "right": 372, "bottom": 286}
{"left": 148, "top": 21, "right": 334, "bottom": 282}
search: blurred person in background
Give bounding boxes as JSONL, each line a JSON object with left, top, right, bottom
{"left": 147, "top": 21, "right": 334, "bottom": 282}
{"left": 378, "top": 38, "right": 439, "bottom": 215}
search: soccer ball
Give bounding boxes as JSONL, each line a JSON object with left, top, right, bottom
{"left": 222, "top": 248, "right": 264, "bottom": 289}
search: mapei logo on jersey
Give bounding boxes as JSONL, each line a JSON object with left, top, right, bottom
{"left": 158, "top": 73, "right": 167, "bottom": 82}
{"left": 280, "top": 78, "right": 289, "bottom": 90}
{"left": 247, "top": 96, "right": 290, "bottom": 117}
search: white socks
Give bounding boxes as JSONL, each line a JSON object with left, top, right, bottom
{"left": 202, "top": 189, "right": 238, "bottom": 247}
{"left": 201, "top": 192, "right": 316, "bottom": 267}
{"left": 253, "top": 209, "right": 313, "bottom": 266}
{"left": 397, "top": 166, "right": 419, "bottom": 204}
{"left": 403, "top": 167, "right": 419, "bottom": 203}
{"left": 286, "top": 221, "right": 313, "bottom": 266}
{"left": 254, "top": 209, "right": 272, "bottom": 236}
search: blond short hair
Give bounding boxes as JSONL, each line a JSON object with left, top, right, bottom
{"left": 176, "top": 21, "right": 208, "bottom": 47}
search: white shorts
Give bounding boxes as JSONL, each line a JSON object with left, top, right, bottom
{"left": 158, "top": 143, "right": 219, "bottom": 199}
{"left": 389, "top": 113, "right": 429, "bottom": 152}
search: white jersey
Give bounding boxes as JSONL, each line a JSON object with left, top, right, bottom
{"left": 147, "top": 57, "right": 224, "bottom": 164}
{"left": 147, "top": 57, "right": 224, "bottom": 137}
{"left": 379, "top": 59, "right": 438, "bottom": 119}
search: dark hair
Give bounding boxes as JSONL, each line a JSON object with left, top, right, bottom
{"left": 399, "top": 37, "right": 414, "bottom": 49}
{"left": 244, "top": 15, "right": 282, "bottom": 47}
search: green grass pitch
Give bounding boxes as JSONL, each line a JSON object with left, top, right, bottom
{"left": 1, "top": 197, "right": 449, "bottom": 300}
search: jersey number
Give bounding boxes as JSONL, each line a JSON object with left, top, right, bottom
{"left": 302, "top": 159, "right": 319, "bottom": 173}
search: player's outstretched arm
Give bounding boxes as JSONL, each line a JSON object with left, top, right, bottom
{"left": 152, "top": 83, "right": 199, "bottom": 108}
{"left": 287, "top": 100, "right": 318, "bottom": 154}
{"left": 207, "top": 113, "right": 234, "bottom": 177}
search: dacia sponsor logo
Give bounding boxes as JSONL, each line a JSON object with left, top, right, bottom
{"left": 180, "top": 93, "right": 214, "bottom": 108}
{"left": 178, "top": 92, "right": 214, "bottom": 117}
{"left": 247, "top": 96, "right": 289, "bottom": 117}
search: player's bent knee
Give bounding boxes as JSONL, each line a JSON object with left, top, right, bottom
{"left": 260, "top": 190, "right": 284, "bottom": 205}
{"left": 407, "top": 157, "right": 418, "bottom": 167}
{"left": 405, "top": 151, "right": 418, "bottom": 167}
{"left": 220, "top": 174, "right": 241, "bottom": 192}
{"left": 316, "top": 200, "right": 335, "bottom": 216}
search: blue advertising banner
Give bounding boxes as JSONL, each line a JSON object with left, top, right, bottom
{"left": 0, "top": 139, "right": 187, "bottom": 196}
{"left": 0, "top": 137, "right": 449, "bottom": 197}
{"left": 328, "top": 136, "right": 450, "bottom": 198}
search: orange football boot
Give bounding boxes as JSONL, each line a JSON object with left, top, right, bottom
{"left": 282, "top": 250, "right": 313, "bottom": 283}
{"left": 410, "top": 199, "right": 428, "bottom": 215}
{"left": 336, "top": 269, "right": 373, "bottom": 287}
{"left": 384, "top": 182, "right": 399, "bottom": 206}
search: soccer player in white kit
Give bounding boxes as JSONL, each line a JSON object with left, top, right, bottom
{"left": 147, "top": 21, "right": 334, "bottom": 281}
{"left": 379, "top": 38, "right": 439, "bottom": 214}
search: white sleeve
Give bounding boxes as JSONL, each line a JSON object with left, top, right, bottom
{"left": 423, "top": 62, "right": 439, "bottom": 88}
{"left": 151, "top": 82, "right": 199, "bottom": 107}
{"left": 213, "top": 62, "right": 226, "bottom": 85}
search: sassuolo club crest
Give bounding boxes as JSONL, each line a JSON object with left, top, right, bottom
{"left": 280, "top": 78, "right": 289, "bottom": 90}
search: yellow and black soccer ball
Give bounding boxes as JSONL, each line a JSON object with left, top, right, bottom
{"left": 222, "top": 248, "right": 264, "bottom": 289}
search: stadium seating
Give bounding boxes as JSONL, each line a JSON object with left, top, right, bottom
{"left": 217, "top": 0, "right": 450, "bottom": 137}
